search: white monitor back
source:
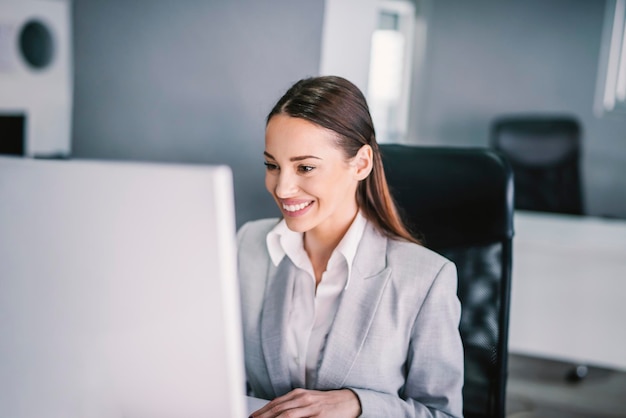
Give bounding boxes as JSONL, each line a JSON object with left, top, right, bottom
{"left": 0, "top": 156, "right": 246, "bottom": 418}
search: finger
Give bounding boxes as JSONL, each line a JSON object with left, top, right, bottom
{"left": 251, "top": 391, "right": 296, "bottom": 416}
{"left": 250, "top": 390, "right": 316, "bottom": 418}
{"left": 251, "top": 401, "right": 313, "bottom": 418}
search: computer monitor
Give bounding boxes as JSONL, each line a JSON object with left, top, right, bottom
{"left": 0, "top": 156, "right": 246, "bottom": 417}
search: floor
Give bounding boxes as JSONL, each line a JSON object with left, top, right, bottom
{"left": 505, "top": 353, "right": 626, "bottom": 418}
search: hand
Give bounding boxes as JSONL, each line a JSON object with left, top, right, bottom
{"left": 250, "top": 388, "right": 361, "bottom": 418}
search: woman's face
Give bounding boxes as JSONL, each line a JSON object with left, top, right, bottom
{"left": 264, "top": 114, "right": 370, "bottom": 236}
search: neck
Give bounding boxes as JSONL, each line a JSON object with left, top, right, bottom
{"left": 305, "top": 209, "right": 358, "bottom": 252}
{"left": 303, "top": 209, "right": 359, "bottom": 284}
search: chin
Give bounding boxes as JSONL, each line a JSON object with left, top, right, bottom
{"left": 283, "top": 218, "right": 312, "bottom": 233}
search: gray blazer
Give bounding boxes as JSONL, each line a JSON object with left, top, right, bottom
{"left": 237, "top": 218, "right": 464, "bottom": 417}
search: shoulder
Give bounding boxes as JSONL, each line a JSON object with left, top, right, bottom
{"left": 387, "top": 237, "right": 451, "bottom": 270}
{"left": 385, "top": 237, "right": 457, "bottom": 288}
{"left": 236, "top": 218, "right": 282, "bottom": 266}
{"left": 237, "top": 218, "right": 280, "bottom": 246}
{"left": 358, "top": 222, "right": 455, "bottom": 283}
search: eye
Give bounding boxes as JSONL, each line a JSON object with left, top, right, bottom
{"left": 264, "top": 161, "right": 279, "bottom": 171}
{"left": 298, "top": 165, "right": 315, "bottom": 173}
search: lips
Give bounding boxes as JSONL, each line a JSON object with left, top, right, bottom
{"left": 281, "top": 200, "right": 314, "bottom": 216}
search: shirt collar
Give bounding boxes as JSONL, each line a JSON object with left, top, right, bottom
{"left": 266, "top": 211, "right": 368, "bottom": 287}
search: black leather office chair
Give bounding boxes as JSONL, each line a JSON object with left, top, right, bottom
{"left": 380, "top": 144, "right": 514, "bottom": 418}
{"left": 490, "top": 115, "right": 584, "bottom": 215}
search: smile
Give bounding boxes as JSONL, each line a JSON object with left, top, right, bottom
{"left": 282, "top": 200, "right": 313, "bottom": 213}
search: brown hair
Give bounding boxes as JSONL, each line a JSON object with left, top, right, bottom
{"left": 267, "top": 75, "right": 419, "bottom": 244}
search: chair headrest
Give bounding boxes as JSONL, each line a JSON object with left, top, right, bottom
{"left": 491, "top": 116, "right": 581, "bottom": 166}
{"left": 380, "top": 145, "right": 514, "bottom": 250}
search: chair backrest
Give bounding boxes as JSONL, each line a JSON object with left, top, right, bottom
{"left": 490, "top": 115, "right": 584, "bottom": 215}
{"left": 380, "top": 144, "right": 514, "bottom": 418}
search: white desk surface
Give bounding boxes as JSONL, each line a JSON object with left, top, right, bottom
{"left": 509, "top": 210, "right": 626, "bottom": 371}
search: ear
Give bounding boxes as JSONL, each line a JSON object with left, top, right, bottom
{"left": 352, "top": 145, "right": 373, "bottom": 181}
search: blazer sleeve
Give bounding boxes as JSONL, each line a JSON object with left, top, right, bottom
{"left": 349, "top": 261, "right": 464, "bottom": 418}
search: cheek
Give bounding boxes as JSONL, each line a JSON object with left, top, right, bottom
{"left": 328, "top": 169, "right": 356, "bottom": 191}
{"left": 326, "top": 173, "right": 358, "bottom": 202}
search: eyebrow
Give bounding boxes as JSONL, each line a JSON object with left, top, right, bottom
{"left": 264, "top": 151, "right": 322, "bottom": 162}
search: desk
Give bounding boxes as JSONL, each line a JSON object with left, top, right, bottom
{"left": 509, "top": 211, "right": 626, "bottom": 371}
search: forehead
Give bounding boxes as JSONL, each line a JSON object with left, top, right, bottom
{"left": 265, "top": 115, "right": 342, "bottom": 158}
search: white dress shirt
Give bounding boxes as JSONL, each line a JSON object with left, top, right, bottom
{"left": 265, "top": 212, "right": 367, "bottom": 388}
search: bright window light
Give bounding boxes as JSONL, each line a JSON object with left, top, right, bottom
{"left": 596, "top": 0, "right": 626, "bottom": 115}
{"left": 369, "top": 30, "right": 405, "bottom": 102}
{"left": 367, "top": 0, "right": 415, "bottom": 143}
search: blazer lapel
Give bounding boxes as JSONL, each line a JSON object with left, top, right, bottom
{"left": 315, "top": 224, "right": 391, "bottom": 389}
{"left": 260, "top": 258, "right": 295, "bottom": 397}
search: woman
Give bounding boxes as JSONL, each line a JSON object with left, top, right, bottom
{"left": 237, "top": 76, "right": 463, "bottom": 417}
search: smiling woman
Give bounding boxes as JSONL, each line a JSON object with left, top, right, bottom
{"left": 263, "top": 115, "right": 369, "bottom": 246}
{"left": 236, "top": 75, "right": 464, "bottom": 418}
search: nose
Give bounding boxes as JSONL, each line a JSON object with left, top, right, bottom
{"left": 274, "top": 170, "right": 299, "bottom": 198}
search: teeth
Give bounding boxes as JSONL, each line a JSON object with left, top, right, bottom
{"left": 283, "top": 201, "right": 312, "bottom": 212}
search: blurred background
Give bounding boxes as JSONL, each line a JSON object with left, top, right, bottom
{"left": 1, "top": 0, "right": 625, "bottom": 415}
{"left": 2, "top": 0, "right": 625, "bottom": 225}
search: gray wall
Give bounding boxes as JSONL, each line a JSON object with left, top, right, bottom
{"left": 71, "top": 0, "right": 324, "bottom": 226}
{"left": 72, "top": 0, "right": 626, "bottom": 220}
{"left": 409, "top": 0, "right": 626, "bottom": 218}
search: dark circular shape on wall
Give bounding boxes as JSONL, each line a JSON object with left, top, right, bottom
{"left": 19, "top": 20, "right": 55, "bottom": 69}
